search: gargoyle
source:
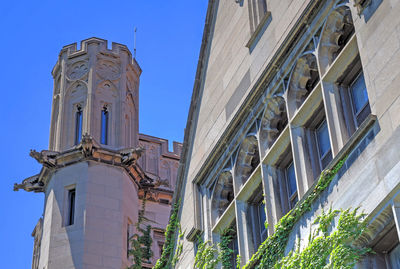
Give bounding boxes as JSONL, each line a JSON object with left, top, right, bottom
{"left": 14, "top": 174, "right": 44, "bottom": 193}
{"left": 81, "top": 134, "right": 94, "bottom": 157}
{"left": 120, "top": 147, "right": 144, "bottom": 166}
{"left": 153, "top": 178, "right": 170, "bottom": 188}
{"left": 29, "top": 150, "right": 58, "bottom": 168}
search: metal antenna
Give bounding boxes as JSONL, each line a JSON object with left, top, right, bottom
{"left": 134, "top": 27, "right": 137, "bottom": 59}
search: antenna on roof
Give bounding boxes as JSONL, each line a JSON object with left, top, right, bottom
{"left": 134, "top": 27, "right": 137, "bottom": 59}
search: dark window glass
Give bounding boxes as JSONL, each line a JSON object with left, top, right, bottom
{"left": 286, "top": 162, "right": 297, "bottom": 197}
{"left": 316, "top": 120, "right": 332, "bottom": 169}
{"left": 74, "top": 106, "right": 83, "bottom": 145}
{"left": 350, "top": 72, "right": 371, "bottom": 126}
{"left": 286, "top": 162, "right": 298, "bottom": 209}
{"left": 67, "top": 189, "right": 76, "bottom": 226}
{"left": 101, "top": 107, "right": 109, "bottom": 145}
{"left": 258, "top": 201, "right": 268, "bottom": 241}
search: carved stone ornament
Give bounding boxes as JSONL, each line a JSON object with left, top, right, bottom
{"left": 29, "top": 150, "right": 58, "bottom": 168}
{"left": 67, "top": 61, "right": 88, "bottom": 80}
{"left": 14, "top": 174, "right": 44, "bottom": 192}
{"left": 96, "top": 58, "right": 121, "bottom": 81}
{"left": 153, "top": 178, "right": 170, "bottom": 188}
{"left": 80, "top": 134, "right": 95, "bottom": 157}
{"left": 120, "top": 147, "right": 144, "bottom": 166}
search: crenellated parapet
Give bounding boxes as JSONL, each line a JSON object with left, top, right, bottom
{"left": 49, "top": 37, "right": 141, "bottom": 152}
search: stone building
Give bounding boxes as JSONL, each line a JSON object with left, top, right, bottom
{"left": 14, "top": 37, "right": 182, "bottom": 269}
{"left": 173, "top": 0, "right": 400, "bottom": 268}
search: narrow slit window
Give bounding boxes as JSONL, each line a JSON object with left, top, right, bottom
{"left": 349, "top": 72, "right": 371, "bottom": 127}
{"left": 67, "top": 189, "right": 76, "bottom": 226}
{"left": 101, "top": 106, "right": 109, "bottom": 145}
{"left": 315, "top": 119, "right": 332, "bottom": 170}
{"left": 285, "top": 162, "right": 298, "bottom": 209}
{"left": 257, "top": 201, "right": 268, "bottom": 241}
{"left": 74, "top": 106, "right": 83, "bottom": 145}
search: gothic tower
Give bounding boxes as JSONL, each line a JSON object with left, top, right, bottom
{"left": 15, "top": 38, "right": 148, "bottom": 269}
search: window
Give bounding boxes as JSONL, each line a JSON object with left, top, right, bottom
{"left": 338, "top": 59, "right": 371, "bottom": 136}
{"left": 101, "top": 106, "right": 109, "bottom": 145}
{"left": 257, "top": 201, "right": 268, "bottom": 241}
{"left": 315, "top": 119, "right": 332, "bottom": 170}
{"left": 285, "top": 162, "right": 298, "bottom": 209}
{"left": 74, "top": 105, "right": 83, "bottom": 145}
{"left": 248, "top": 0, "right": 268, "bottom": 34}
{"left": 349, "top": 72, "right": 371, "bottom": 127}
{"left": 66, "top": 188, "right": 76, "bottom": 226}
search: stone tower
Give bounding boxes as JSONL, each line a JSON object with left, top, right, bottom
{"left": 49, "top": 37, "right": 140, "bottom": 151}
{"left": 14, "top": 38, "right": 171, "bottom": 269}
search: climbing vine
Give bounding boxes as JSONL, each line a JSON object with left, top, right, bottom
{"left": 128, "top": 193, "right": 153, "bottom": 269}
{"left": 242, "top": 158, "right": 347, "bottom": 269}
{"left": 275, "top": 208, "right": 370, "bottom": 269}
{"left": 155, "top": 157, "right": 370, "bottom": 269}
{"left": 219, "top": 227, "right": 236, "bottom": 269}
{"left": 153, "top": 200, "right": 180, "bottom": 269}
{"left": 171, "top": 224, "right": 185, "bottom": 267}
{"left": 194, "top": 240, "right": 219, "bottom": 269}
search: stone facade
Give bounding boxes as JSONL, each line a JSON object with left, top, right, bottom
{"left": 173, "top": 0, "right": 400, "bottom": 268}
{"left": 14, "top": 38, "right": 181, "bottom": 269}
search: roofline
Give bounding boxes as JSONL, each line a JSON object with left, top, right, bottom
{"left": 172, "top": 0, "right": 216, "bottom": 207}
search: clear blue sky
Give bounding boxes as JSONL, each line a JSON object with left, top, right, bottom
{"left": 0, "top": 1, "right": 207, "bottom": 267}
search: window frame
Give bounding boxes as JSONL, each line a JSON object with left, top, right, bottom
{"left": 284, "top": 161, "right": 298, "bottom": 210}
{"left": 314, "top": 119, "right": 333, "bottom": 171}
{"left": 101, "top": 105, "right": 109, "bottom": 145}
{"left": 74, "top": 105, "right": 83, "bottom": 145}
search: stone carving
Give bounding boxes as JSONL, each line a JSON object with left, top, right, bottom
{"left": 211, "top": 170, "right": 234, "bottom": 224}
{"left": 318, "top": 4, "right": 354, "bottom": 74}
{"left": 260, "top": 95, "right": 287, "bottom": 151}
{"left": 96, "top": 59, "right": 121, "bottom": 81}
{"left": 234, "top": 135, "right": 259, "bottom": 185}
{"left": 120, "top": 147, "right": 145, "bottom": 166}
{"left": 67, "top": 61, "right": 88, "bottom": 80}
{"left": 153, "top": 178, "right": 170, "bottom": 188}
{"left": 288, "top": 52, "right": 319, "bottom": 105}
{"left": 14, "top": 174, "right": 44, "bottom": 192}
{"left": 29, "top": 150, "right": 58, "bottom": 168}
{"left": 80, "top": 134, "right": 94, "bottom": 157}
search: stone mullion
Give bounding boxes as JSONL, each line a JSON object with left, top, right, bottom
{"left": 234, "top": 200, "right": 252, "bottom": 266}
{"left": 261, "top": 164, "right": 282, "bottom": 235}
{"left": 288, "top": 125, "right": 314, "bottom": 198}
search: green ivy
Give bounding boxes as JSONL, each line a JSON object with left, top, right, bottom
{"left": 171, "top": 225, "right": 185, "bottom": 266}
{"left": 153, "top": 200, "right": 180, "bottom": 269}
{"left": 242, "top": 159, "right": 347, "bottom": 269}
{"left": 219, "top": 227, "right": 235, "bottom": 269}
{"left": 275, "top": 208, "right": 370, "bottom": 269}
{"left": 155, "top": 157, "right": 371, "bottom": 269}
{"left": 194, "top": 240, "right": 219, "bottom": 269}
{"left": 128, "top": 194, "right": 153, "bottom": 269}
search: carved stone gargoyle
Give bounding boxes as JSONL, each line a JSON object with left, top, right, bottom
{"left": 14, "top": 174, "right": 44, "bottom": 192}
{"left": 81, "top": 134, "right": 95, "bottom": 157}
{"left": 30, "top": 150, "right": 58, "bottom": 168}
{"left": 153, "top": 178, "right": 170, "bottom": 188}
{"left": 120, "top": 147, "right": 144, "bottom": 166}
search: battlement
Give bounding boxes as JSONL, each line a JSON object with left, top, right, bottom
{"left": 139, "top": 133, "right": 183, "bottom": 159}
{"left": 53, "top": 37, "right": 141, "bottom": 76}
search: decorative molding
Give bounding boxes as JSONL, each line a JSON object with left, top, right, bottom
{"left": 186, "top": 227, "right": 203, "bottom": 242}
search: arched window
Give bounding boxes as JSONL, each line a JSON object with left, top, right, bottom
{"left": 74, "top": 105, "right": 83, "bottom": 145}
{"left": 101, "top": 105, "right": 109, "bottom": 145}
